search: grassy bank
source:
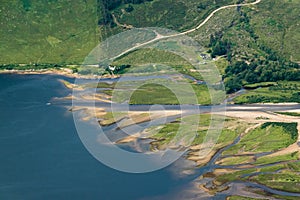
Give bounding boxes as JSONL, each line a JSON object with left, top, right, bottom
{"left": 223, "top": 122, "right": 298, "bottom": 155}
{"left": 105, "top": 79, "right": 225, "bottom": 105}
{"left": 234, "top": 81, "right": 300, "bottom": 104}
{"left": 276, "top": 112, "right": 300, "bottom": 117}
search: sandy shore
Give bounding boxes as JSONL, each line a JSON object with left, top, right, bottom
{"left": 28, "top": 67, "right": 299, "bottom": 166}
{"left": 0, "top": 68, "right": 116, "bottom": 80}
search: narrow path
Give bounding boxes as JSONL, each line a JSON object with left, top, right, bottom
{"left": 112, "top": 13, "right": 134, "bottom": 29}
{"left": 109, "top": 0, "right": 262, "bottom": 61}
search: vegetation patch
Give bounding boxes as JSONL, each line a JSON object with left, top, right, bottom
{"left": 223, "top": 122, "right": 298, "bottom": 155}
{"left": 255, "top": 152, "right": 299, "bottom": 165}
{"left": 98, "top": 112, "right": 127, "bottom": 126}
{"left": 150, "top": 114, "right": 212, "bottom": 149}
{"left": 276, "top": 112, "right": 300, "bottom": 117}
{"left": 218, "top": 155, "right": 254, "bottom": 166}
{"left": 234, "top": 82, "right": 300, "bottom": 104}
{"left": 215, "top": 168, "right": 256, "bottom": 185}
{"left": 250, "top": 171, "right": 300, "bottom": 193}
{"left": 261, "top": 122, "right": 298, "bottom": 140}
{"left": 243, "top": 82, "right": 277, "bottom": 89}
{"left": 150, "top": 115, "right": 243, "bottom": 151}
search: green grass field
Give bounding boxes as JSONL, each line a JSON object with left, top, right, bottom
{"left": 108, "top": 79, "right": 226, "bottom": 105}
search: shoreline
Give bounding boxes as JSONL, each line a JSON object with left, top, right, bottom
{"left": 2, "top": 69, "right": 300, "bottom": 106}
{"left": 0, "top": 68, "right": 116, "bottom": 80}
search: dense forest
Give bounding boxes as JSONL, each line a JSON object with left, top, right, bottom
{"left": 207, "top": 8, "right": 300, "bottom": 93}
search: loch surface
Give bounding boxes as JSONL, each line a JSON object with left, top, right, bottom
{"left": 0, "top": 74, "right": 189, "bottom": 200}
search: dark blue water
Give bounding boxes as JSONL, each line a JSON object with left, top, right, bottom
{"left": 0, "top": 74, "right": 186, "bottom": 200}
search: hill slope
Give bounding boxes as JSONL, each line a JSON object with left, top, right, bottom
{"left": 0, "top": 0, "right": 99, "bottom": 64}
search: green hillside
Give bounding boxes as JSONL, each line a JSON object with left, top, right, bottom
{"left": 103, "top": 0, "right": 237, "bottom": 31}
{"left": 251, "top": 0, "right": 300, "bottom": 62}
{"left": 190, "top": 0, "right": 300, "bottom": 62}
{"left": 98, "top": 0, "right": 299, "bottom": 64}
{"left": 100, "top": 0, "right": 299, "bottom": 94}
{"left": 1, "top": 0, "right": 299, "bottom": 99}
{"left": 97, "top": 0, "right": 239, "bottom": 37}
{"left": 0, "top": 0, "right": 99, "bottom": 64}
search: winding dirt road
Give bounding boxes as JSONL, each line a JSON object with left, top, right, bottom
{"left": 109, "top": 0, "right": 262, "bottom": 61}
